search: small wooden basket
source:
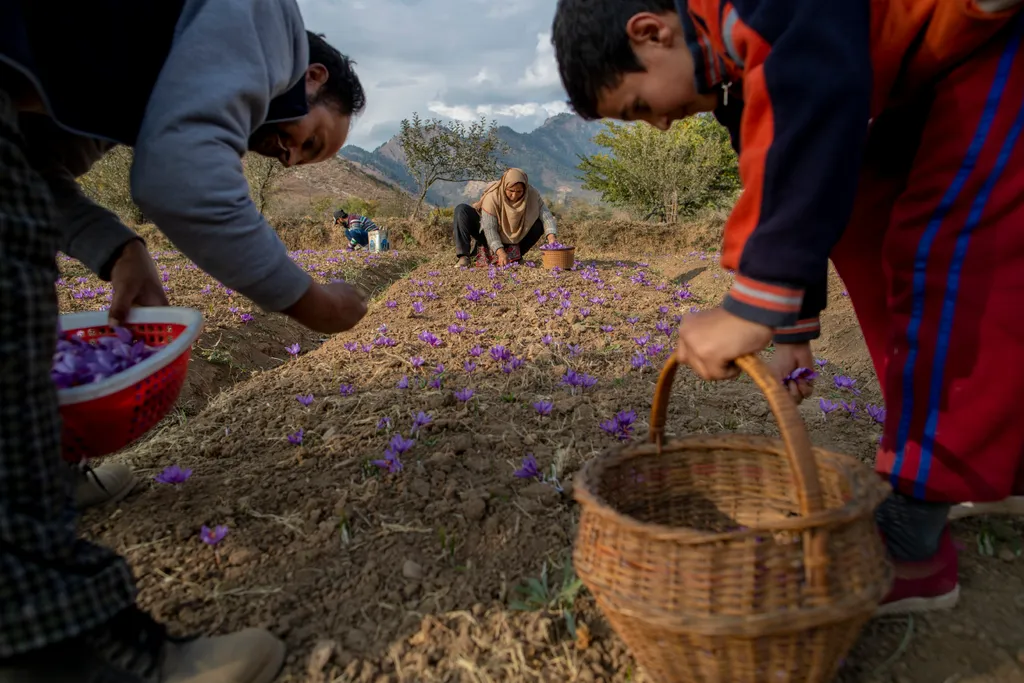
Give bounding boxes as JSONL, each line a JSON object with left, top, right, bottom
{"left": 541, "top": 247, "right": 575, "bottom": 270}
{"left": 573, "top": 355, "right": 892, "bottom": 683}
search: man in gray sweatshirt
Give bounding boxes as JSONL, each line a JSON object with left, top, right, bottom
{"left": 0, "top": 1, "right": 368, "bottom": 681}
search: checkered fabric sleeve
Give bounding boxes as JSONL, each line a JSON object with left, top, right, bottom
{"left": 0, "top": 91, "right": 136, "bottom": 657}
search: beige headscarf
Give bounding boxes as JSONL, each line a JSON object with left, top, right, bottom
{"left": 478, "top": 168, "right": 542, "bottom": 245}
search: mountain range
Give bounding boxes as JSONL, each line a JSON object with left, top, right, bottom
{"left": 340, "top": 113, "right": 606, "bottom": 206}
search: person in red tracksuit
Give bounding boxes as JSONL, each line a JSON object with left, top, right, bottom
{"left": 553, "top": 0, "right": 1024, "bottom": 614}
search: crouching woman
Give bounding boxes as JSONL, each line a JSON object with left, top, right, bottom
{"left": 453, "top": 168, "right": 558, "bottom": 268}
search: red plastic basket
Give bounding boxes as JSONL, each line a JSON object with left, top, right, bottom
{"left": 57, "top": 307, "right": 203, "bottom": 463}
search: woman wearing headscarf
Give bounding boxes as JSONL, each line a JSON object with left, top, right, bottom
{"left": 452, "top": 168, "right": 559, "bottom": 268}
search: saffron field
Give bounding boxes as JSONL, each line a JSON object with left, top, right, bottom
{"left": 59, "top": 243, "right": 1024, "bottom": 683}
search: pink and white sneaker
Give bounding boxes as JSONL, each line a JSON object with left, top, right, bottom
{"left": 876, "top": 527, "right": 960, "bottom": 616}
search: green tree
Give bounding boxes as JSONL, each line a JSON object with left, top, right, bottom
{"left": 77, "top": 146, "right": 144, "bottom": 224}
{"left": 577, "top": 115, "right": 739, "bottom": 222}
{"left": 337, "top": 196, "right": 380, "bottom": 218}
{"left": 398, "top": 112, "right": 510, "bottom": 218}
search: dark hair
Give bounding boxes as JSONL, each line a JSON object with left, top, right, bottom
{"left": 551, "top": 0, "right": 676, "bottom": 120}
{"left": 334, "top": 209, "right": 348, "bottom": 220}
{"left": 307, "top": 31, "right": 366, "bottom": 116}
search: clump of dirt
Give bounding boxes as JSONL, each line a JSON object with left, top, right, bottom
{"left": 64, "top": 247, "right": 1024, "bottom": 683}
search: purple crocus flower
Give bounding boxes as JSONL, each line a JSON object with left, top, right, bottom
{"left": 377, "top": 416, "right": 393, "bottom": 431}
{"left": 343, "top": 341, "right": 359, "bottom": 352}
{"left": 297, "top": 393, "right": 314, "bottom": 406}
{"left": 627, "top": 316, "right": 640, "bottom": 325}
{"left": 456, "top": 310, "right": 470, "bottom": 322}
{"left": 783, "top": 368, "right": 818, "bottom": 385}
{"left": 631, "top": 353, "right": 650, "bottom": 370}
{"left": 154, "top": 464, "right": 192, "bottom": 485}
{"left": 285, "top": 343, "right": 301, "bottom": 357}
{"left": 541, "top": 335, "right": 554, "bottom": 346}
{"left": 841, "top": 400, "right": 859, "bottom": 418}
{"left": 200, "top": 525, "right": 229, "bottom": 546}
{"left": 339, "top": 384, "right": 355, "bottom": 397}
{"left": 448, "top": 324, "right": 465, "bottom": 335}
{"left": 514, "top": 454, "right": 542, "bottom": 480}
{"left": 566, "top": 344, "right": 583, "bottom": 357}
{"left": 834, "top": 375, "right": 861, "bottom": 395}
{"left": 411, "top": 411, "right": 433, "bottom": 433}
{"left": 396, "top": 375, "right": 410, "bottom": 389}
{"left": 469, "top": 346, "right": 484, "bottom": 357}
{"left": 373, "top": 436, "right": 413, "bottom": 474}
{"left": 386, "top": 300, "right": 398, "bottom": 309}
{"left": 410, "top": 356, "right": 425, "bottom": 369}
{"left": 815, "top": 358, "right": 828, "bottom": 368}
{"left": 464, "top": 361, "right": 477, "bottom": 373}
{"left": 490, "top": 345, "right": 512, "bottom": 362}
{"left": 533, "top": 400, "right": 553, "bottom": 416}
{"left": 819, "top": 399, "right": 839, "bottom": 417}
{"left": 454, "top": 387, "right": 475, "bottom": 402}
{"left": 866, "top": 404, "right": 886, "bottom": 425}
{"left": 600, "top": 325, "right": 615, "bottom": 333}
{"left": 287, "top": 428, "right": 304, "bottom": 445}
{"left": 412, "top": 302, "right": 425, "bottom": 314}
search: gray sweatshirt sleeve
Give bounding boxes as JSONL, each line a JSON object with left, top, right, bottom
{"left": 129, "top": 0, "right": 311, "bottom": 312}
{"left": 20, "top": 116, "right": 138, "bottom": 279}
{"left": 539, "top": 201, "right": 558, "bottom": 236}
{"left": 480, "top": 212, "right": 504, "bottom": 254}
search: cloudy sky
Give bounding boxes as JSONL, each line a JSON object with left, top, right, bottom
{"left": 297, "top": 0, "right": 568, "bottom": 150}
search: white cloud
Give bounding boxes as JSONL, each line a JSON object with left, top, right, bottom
{"left": 470, "top": 68, "right": 493, "bottom": 85}
{"left": 518, "top": 33, "right": 559, "bottom": 88}
{"left": 297, "top": 0, "right": 566, "bottom": 148}
{"left": 427, "top": 100, "right": 569, "bottom": 122}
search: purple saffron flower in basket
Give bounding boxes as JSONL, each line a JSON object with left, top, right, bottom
{"left": 514, "top": 454, "right": 542, "bottom": 479}
{"left": 533, "top": 400, "right": 553, "bottom": 416}
{"left": 200, "top": 525, "right": 229, "bottom": 546}
{"left": 297, "top": 394, "right": 314, "bottom": 406}
{"left": 154, "top": 465, "right": 192, "bottom": 485}
{"left": 454, "top": 387, "right": 475, "bottom": 402}
{"left": 287, "top": 428, "right": 304, "bottom": 446}
{"left": 339, "top": 384, "right": 355, "bottom": 397}
{"left": 396, "top": 375, "right": 410, "bottom": 389}
{"left": 833, "top": 375, "right": 861, "bottom": 394}
{"left": 539, "top": 241, "right": 572, "bottom": 251}
{"left": 285, "top": 343, "right": 301, "bottom": 357}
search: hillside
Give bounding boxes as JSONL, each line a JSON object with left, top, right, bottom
{"left": 265, "top": 155, "right": 422, "bottom": 218}
{"left": 340, "top": 113, "right": 605, "bottom": 206}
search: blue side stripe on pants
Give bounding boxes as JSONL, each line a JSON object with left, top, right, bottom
{"left": 892, "top": 16, "right": 1024, "bottom": 494}
{"left": 914, "top": 20, "right": 1024, "bottom": 499}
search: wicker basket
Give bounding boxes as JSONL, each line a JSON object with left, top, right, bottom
{"left": 573, "top": 355, "right": 892, "bottom": 683}
{"left": 541, "top": 247, "right": 575, "bottom": 270}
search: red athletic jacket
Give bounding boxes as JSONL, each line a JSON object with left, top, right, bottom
{"left": 679, "top": 0, "right": 1020, "bottom": 341}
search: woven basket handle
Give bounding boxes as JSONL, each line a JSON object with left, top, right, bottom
{"left": 649, "top": 354, "right": 824, "bottom": 517}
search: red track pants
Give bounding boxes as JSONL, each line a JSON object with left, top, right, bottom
{"left": 832, "top": 16, "right": 1024, "bottom": 503}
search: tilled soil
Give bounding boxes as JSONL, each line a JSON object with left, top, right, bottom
{"left": 61, "top": 247, "right": 1024, "bottom": 683}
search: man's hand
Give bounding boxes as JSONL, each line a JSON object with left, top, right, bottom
{"left": 283, "top": 280, "right": 367, "bottom": 334}
{"left": 108, "top": 239, "right": 168, "bottom": 326}
{"left": 546, "top": 233, "right": 557, "bottom": 245}
{"left": 769, "top": 341, "right": 816, "bottom": 403}
{"left": 496, "top": 248, "right": 509, "bottom": 267}
{"left": 676, "top": 307, "right": 774, "bottom": 380}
